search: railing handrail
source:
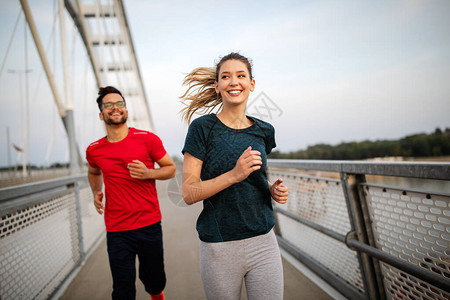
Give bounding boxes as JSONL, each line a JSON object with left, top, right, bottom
{"left": 0, "top": 173, "right": 87, "bottom": 204}
{"left": 0, "top": 172, "right": 104, "bottom": 300}
{"left": 268, "top": 159, "right": 450, "bottom": 180}
{"left": 275, "top": 206, "right": 450, "bottom": 292}
{"left": 268, "top": 159, "right": 450, "bottom": 299}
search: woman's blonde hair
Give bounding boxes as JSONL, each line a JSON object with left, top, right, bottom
{"left": 180, "top": 52, "right": 253, "bottom": 123}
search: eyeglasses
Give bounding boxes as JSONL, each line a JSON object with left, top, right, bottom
{"left": 102, "top": 101, "right": 125, "bottom": 110}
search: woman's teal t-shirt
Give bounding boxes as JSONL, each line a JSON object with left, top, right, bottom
{"left": 182, "top": 114, "right": 276, "bottom": 242}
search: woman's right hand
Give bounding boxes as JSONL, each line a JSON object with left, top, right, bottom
{"left": 231, "top": 146, "right": 262, "bottom": 183}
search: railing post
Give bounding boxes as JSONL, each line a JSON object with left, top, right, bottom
{"left": 340, "top": 172, "right": 382, "bottom": 299}
{"left": 74, "top": 180, "right": 85, "bottom": 262}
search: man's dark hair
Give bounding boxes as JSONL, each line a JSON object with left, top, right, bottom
{"left": 96, "top": 86, "right": 126, "bottom": 111}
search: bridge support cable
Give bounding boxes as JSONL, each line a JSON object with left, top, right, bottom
{"left": 59, "top": 0, "right": 80, "bottom": 174}
{"left": 19, "top": 0, "right": 82, "bottom": 173}
{"left": 0, "top": 10, "right": 22, "bottom": 79}
{"left": 19, "top": 0, "right": 66, "bottom": 118}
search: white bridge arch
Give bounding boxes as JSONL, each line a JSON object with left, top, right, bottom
{"left": 1, "top": 0, "right": 153, "bottom": 173}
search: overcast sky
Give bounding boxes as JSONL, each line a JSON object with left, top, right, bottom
{"left": 1, "top": 0, "right": 450, "bottom": 167}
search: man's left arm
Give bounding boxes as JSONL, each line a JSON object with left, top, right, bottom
{"left": 128, "top": 154, "right": 176, "bottom": 180}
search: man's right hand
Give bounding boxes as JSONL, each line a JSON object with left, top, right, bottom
{"left": 94, "top": 191, "right": 104, "bottom": 215}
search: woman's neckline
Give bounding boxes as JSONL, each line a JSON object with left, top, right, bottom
{"left": 213, "top": 114, "right": 255, "bottom": 131}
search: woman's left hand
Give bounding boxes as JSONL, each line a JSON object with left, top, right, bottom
{"left": 270, "top": 179, "right": 288, "bottom": 204}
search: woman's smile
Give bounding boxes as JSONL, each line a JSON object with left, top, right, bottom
{"left": 215, "top": 59, "right": 255, "bottom": 107}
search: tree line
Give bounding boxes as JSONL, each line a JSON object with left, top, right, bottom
{"left": 269, "top": 128, "right": 450, "bottom": 160}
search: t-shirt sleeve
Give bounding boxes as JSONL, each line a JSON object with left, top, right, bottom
{"left": 182, "top": 118, "right": 207, "bottom": 161}
{"left": 147, "top": 133, "right": 167, "bottom": 162}
{"left": 265, "top": 123, "right": 277, "bottom": 155}
{"left": 86, "top": 145, "right": 99, "bottom": 169}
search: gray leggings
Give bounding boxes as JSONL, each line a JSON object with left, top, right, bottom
{"left": 200, "top": 229, "right": 283, "bottom": 300}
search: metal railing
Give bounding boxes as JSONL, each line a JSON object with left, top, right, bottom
{"left": 0, "top": 169, "right": 71, "bottom": 189}
{"left": 1, "top": 160, "right": 449, "bottom": 300}
{"left": 267, "top": 159, "right": 450, "bottom": 300}
{"left": 0, "top": 174, "right": 104, "bottom": 300}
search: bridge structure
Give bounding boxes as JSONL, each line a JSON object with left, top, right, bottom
{"left": 1, "top": 0, "right": 153, "bottom": 178}
{"left": 1, "top": 1, "right": 450, "bottom": 300}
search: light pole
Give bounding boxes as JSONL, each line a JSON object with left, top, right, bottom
{"left": 8, "top": 68, "right": 32, "bottom": 177}
{"left": 6, "top": 126, "right": 11, "bottom": 173}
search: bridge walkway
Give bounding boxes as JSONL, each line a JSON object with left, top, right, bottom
{"left": 58, "top": 181, "right": 334, "bottom": 300}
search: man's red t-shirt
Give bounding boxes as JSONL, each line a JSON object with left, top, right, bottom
{"left": 86, "top": 127, "right": 167, "bottom": 232}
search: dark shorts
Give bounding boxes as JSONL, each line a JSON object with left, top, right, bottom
{"left": 106, "top": 222, "right": 166, "bottom": 299}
